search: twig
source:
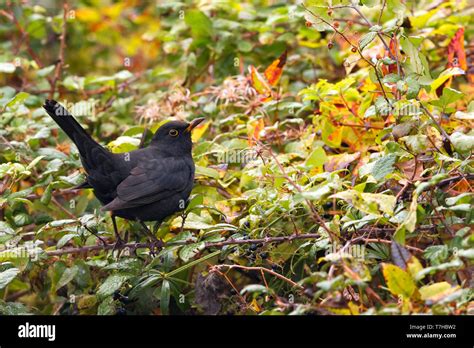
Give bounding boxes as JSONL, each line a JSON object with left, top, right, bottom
{"left": 301, "top": 4, "right": 391, "bottom": 105}
{"left": 420, "top": 103, "right": 452, "bottom": 147}
{"left": 264, "top": 144, "right": 335, "bottom": 239}
{"left": 210, "top": 264, "right": 303, "bottom": 290}
{"left": 43, "top": 230, "right": 428, "bottom": 256}
{"left": 49, "top": 3, "right": 68, "bottom": 99}
{"left": 359, "top": 238, "right": 423, "bottom": 253}
{"left": 4, "top": 4, "right": 43, "bottom": 68}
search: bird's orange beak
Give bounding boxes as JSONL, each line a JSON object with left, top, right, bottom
{"left": 186, "top": 117, "right": 205, "bottom": 132}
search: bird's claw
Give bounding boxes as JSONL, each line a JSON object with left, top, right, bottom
{"left": 148, "top": 237, "right": 164, "bottom": 257}
{"left": 112, "top": 237, "right": 126, "bottom": 257}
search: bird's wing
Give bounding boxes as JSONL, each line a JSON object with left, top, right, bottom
{"left": 102, "top": 157, "right": 193, "bottom": 211}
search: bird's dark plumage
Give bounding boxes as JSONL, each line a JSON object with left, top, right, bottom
{"left": 43, "top": 99, "right": 203, "bottom": 225}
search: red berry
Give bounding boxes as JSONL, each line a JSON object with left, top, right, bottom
{"left": 328, "top": 42, "right": 334, "bottom": 49}
{"left": 351, "top": 46, "right": 357, "bottom": 53}
{"left": 333, "top": 21, "right": 339, "bottom": 28}
{"left": 305, "top": 21, "right": 312, "bottom": 27}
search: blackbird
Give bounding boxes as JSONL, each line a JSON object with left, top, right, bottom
{"left": 43, "top": 99, "right": 204, "bottom": 245}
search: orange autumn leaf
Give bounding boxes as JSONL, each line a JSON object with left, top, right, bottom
{"left": 436, "top": 27, "right": 467, "bottom": 96}
{"left": 381, "top": 36, "right": 399, "bottom": 76}
{"left": 56, "top": 142, "right": 71, "bottom": 155}
{"left": 248, "top": 118, "right": 265, "bottom": 146}
{"left": 447, "top": 28, "right": 467, "bottom": 71}
{"left": 264, "top": 50, "right": 287, "bottom": 86}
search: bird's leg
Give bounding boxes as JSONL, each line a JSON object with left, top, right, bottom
{"left": 111, "top": 214, "right": 125, "bottom": 255}
{"left": 139, "top": 221, "right": 163, "bottom": 255}
{"left": 83, "top": 225, "right": 107, "bottom": 246}
{"left": 152, "top": 221, "right": 162, "bottom": 235}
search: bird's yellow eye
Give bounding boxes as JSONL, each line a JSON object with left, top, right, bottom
{"left": 169, "top": 129, "right": 179, "bottom": 137}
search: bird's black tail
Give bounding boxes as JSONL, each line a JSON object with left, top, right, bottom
{"left": 43, "top": 99, "right": 101, "bottom": 157}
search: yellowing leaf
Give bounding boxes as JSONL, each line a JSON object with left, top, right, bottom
{"left": 395, "top": 191, "right": 419, "bottom": 243}
{"left": 249, "top": 65, "right": 272, "bottom": 97}
{"left": 431, "top": 67, "right": 465, "bottom": 93}
{"left": 382, "top": 263, "right": 416, "bottom": 299}
{"left": 247, "top": 118, "right": 265, "bottom": 146}
{"left": 348, "top": 301, "right": 359, "bottom": 315}
{"left": 330, "top": 190, "right": 396, "bottom": 216}
{"left": 75, "top": 7, "right": 101, "bottom": 23}
{"left": 264, "top": 50, "right": 287, "bottom": 86}
{"left": 326, "top": 307, "right": 352, "bottom": 315}
{"left": 250, "top": 298, "right": 261, "bottom": 312}
{"left": 419, "top": 282, "right": 459, "bottom": 302}
{"left": 407, "top": 256, "right": 423, "bottom": 279}
{"left": 191, "top": 121, "right": 209, "bottom": 142}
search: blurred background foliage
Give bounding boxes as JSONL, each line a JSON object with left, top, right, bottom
{"left": 0, "top": 0, "right": 473, "bottom": 315}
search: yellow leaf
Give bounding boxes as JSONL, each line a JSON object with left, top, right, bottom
{"left": 326, "top": 307, "right": 351, "bottom": 315}
{"left": 407, "top": 256, "right": 423, "bottom": 279}
{"left": 430, "top": 67, "right": 465, "bottom": 93}
{"left": 348, "top": 301, "right": 359, "bottom": 315}
{"left": 75, "top": 7, "right": 101, "bottom": 23}
{"left": 191, "top": 121, "right": 209, "bottom": 142}
{"left": 419, "top": 282, "right": 456, "bottom": 301}
{"left": 382, "top": 263, "right": 417, "bottom": 299}
{"left": 250, "top": 298, "right": 261, "bottom": 312}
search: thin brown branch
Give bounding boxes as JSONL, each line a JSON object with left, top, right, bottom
{"left": 49, "top": 3, "right": 69, "bottom": 99}
{"left": 211, "top": 264, "right": 303, "bottom": 290}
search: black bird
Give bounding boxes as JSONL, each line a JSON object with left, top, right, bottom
{"left": 42, "top": 99, "right": 204, "bottom": 246}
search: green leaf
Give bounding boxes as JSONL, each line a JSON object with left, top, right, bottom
{"left": 424, "top": 245, "right": 448, "bottom": 265}
{"left": 185, "top": 10, "right": 213, "bottom": 40}
{"left": 97, "top": 296, "right": 116, "bottom": 315}
{"left": 359, "top": 32, "right": 377, "bottom": 50}
{"left": 57, "top": 266, "right": 78, "bottom": 289}
{"left": 372, "top": 154, "right": 396, "bottom": 181}
{"left": 179, "top": 242, "right": 205, "bottom": 262}
{"left": 395, "top": 191, "right": 419, "bottom": 242}
{"left": 305, "top": 146, "right": 327, "bottom": 169}
{"left": 317, "top": 275, "right": 345, "bottom": 291}
{"left": 400, "top": 37, "right": 424, "bottom": 75}
{"left": 415, "top": 258, "right": 464, "bottom": 281}
{"left": 97, "top": 275, "right": 129, "bottom": 298}
{"left": 160, "top": 279, "right": 171, "bottom": 315}
{"left": 0, "top": 268, "right": 20, "bottom": 289}
{"left": 4, "top": 92, "right": 29, "bottom": 109}
{"left": 0, "top": 221, "right": 15, "bottom": 243}
{"left": 431, "top": 88, "right": 463, "bottom": 109}
{"left": 0, "top": 62, "right": 16, "bottom": 73}
{"left": 56, "top": 233, "right": 77, "bottom": 249}
{"left": 330, "top": 190, "right": 396, "bottom": 216}
{"left": 195, "top": 165, "right": 220, "bottom": 179}
{"left": 0, "top": 299, "right": 30, "bottom": 314}
{"left": 450, "top": 131, "right": 474, "bottom": 153}
{"left": 107, "top": 136, "right": 140, "bottom": 153}
{"left": 37, "top": 65, "right": 55, "bottom": 77}
{"left": 240, "top": 284, "right": 272, "bottom": 295}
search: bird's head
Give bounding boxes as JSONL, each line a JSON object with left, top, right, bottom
{"left": 150, "top": 118, "right": 205, "bottom": 156}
